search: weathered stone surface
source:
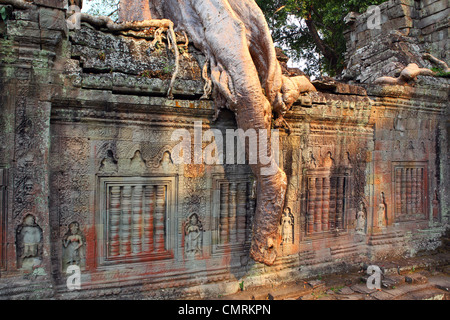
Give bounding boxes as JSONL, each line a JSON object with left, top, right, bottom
{"left": 405, "top": 273, "right": 429, "bottom": 284}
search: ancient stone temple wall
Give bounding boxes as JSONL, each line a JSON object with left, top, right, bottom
{"left": 342, "top": 0, "right": 449, "bottom": 83}
{"left": 0, "top": 0, "right": 448, "bottom": 299}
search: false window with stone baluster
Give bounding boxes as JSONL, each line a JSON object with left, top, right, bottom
{"left": 304, "top": 167, "right": 353, "bottom": 237}
{"left": 97, "top": 176, "right": 176, "bottom": 266}
{"left": 392, "top": 162, "right": 428, "bottom": 222}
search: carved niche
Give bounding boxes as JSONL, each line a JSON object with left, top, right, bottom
{"left": 16, "top": 214, "right": 43, "bottom": 270}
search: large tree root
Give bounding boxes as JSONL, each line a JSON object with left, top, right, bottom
{"left": 375, "top": 53, "right": 449, "bottom": 85}
{"left": 117, "top": 0, "right": 317, "bottom": 265}
{"left": 375, "top": 63, "right": 435, "bottom": 85}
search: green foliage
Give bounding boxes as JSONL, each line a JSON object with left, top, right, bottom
{"left": 431, "top": 67, "right": 450, "bottom": 78}
{"left": 256, "top": 0, "right": 387, "bottom": 77}
{"left": 0, "top": 6, "right": 9, "bottom": 22}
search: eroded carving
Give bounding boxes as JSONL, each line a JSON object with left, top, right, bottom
{"left": 355, "top": 202, "right": 366, "bottom": 235}
{"left": 184, "top": 213, "right": 203, "bottom": 258}
{"left": 377, "top": 192, "right": 387, "bottom": 228}
{"left": 280, "top": 207, "right": 294, "bottom": 245}
{"left": 16, "top": 214, "right": 43, "bottom": 270}
{"left": 62, "top": 221, "right": 85, "bottom": 272}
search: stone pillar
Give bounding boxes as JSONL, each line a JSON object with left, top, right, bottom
{"left": 0, "top": 0, "right": 67, "bottom": 274}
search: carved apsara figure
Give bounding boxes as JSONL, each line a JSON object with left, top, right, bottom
{"left": 62, "top": 221, "right": 85, "bottom": 271}
{"left": 280, "top": 207, "right": 294, "bottom": 244}
{"left": 377, "top": 192, "right": 387, "bottom": 228}
{"left": 355, "top": 202, "right": 366, "bottom": 234}
{"left": 432, "top": 189, "right": 440, "bottom": 221}
{"left": 184, "top": 213, "right": 203, "bottom": 257}
{"left": 16, "top": 214, "right": 43, "bottom": 270}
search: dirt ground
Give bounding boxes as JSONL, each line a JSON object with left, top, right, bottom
{"left": 218, "top": 249, "right": 450, "bottom": 301}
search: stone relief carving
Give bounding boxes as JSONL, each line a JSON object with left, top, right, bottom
{"left": 129, "top": 150, "right": 147, "bottom": 173}
{"left": 355, "top": 202, "right": 366, "bottom": 235}
{"left": 377, "top": 192, "right": 387, "bottom": 228}
{"left": 432, "top": 189, "right": 440, "bottom": 222}
{"left": 323, "top": 151, "right": 334, "bottom": 168}
{"left": 99, "top": 149, "right": 119, "bottom": 173}
{"left": 16, "top": 214, "right": 43, "bottom": 270}
{"left": 184, "top": 213, "right": 203, "bottom": 258}
{"left": 62, "top": 221, "right": 85, "bottom": 272}
{"left": 280, "top": 207, "right": 294, "bottom": 245}
{"left": 307, "top": 151, "right": 317, "bottom": 169}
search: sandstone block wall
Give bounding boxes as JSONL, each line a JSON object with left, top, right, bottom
{"left": 342, "top": 0, "right": 449, "bottom": 83}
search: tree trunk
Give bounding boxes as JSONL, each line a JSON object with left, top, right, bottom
{"left": 304, "top": 17, "right": 339, "bottom": 68}
{"left": 119, "top": 0, "right": 314, "bottom": 265}
{"left": 118, "top": 0, "right": 151, "bottom": 22}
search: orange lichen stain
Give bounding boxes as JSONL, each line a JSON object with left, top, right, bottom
{"left": 189, "top": 103, "right": 195, "bottom": 108}
{"left": 175, "top": 101, "right": 182, "bottom": 108}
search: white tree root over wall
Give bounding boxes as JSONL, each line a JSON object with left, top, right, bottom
{"left": 144, "top": 0, "right": 318, "bottom": 265}
{"left": 118, "top": 0, "right": 317, "bottom": 265}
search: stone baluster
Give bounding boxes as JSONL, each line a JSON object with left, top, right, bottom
{"left": 411, "top": 168, "right": 417, "bottom": 214}
{"left": 307, "top": 177, "right": 315, "bottom": 234}
{"left": 406, "top": 168, "right": 412, "bottom": 215}
{"left": 220, "top": 183, "right": 230, "bottom": 244}
{"left": 396, "top": 168, "right": 402, "bottom": 216}
{"left": 329, "top": 177, "right": 337, "bottom": 230}
{"left": 143, "top": 185, "right": 155, "bottom": 252}
{"left": 109, "top": 186, "right": 121, "bottom": 257}
{"left": 131, "top": 186, "right": 143, "bottom": 254}
{"left": 229, "top": 182, "right": 237, "bottom": 243}
{"left": 416, "top": 168, "right": 423, "bottom": 214}
{"left": 237, "top": 182, "right": 247, "bottom": 243}
{"left": 121, "top": 185, "right": 132, "bottom": 255}
{"left": 246, "top": 181, "right": 255, "bottom": 243}
{"left": 401, "top": 167, "right": 407, "bottom": 215}
{"left": 322, "top": 176, "right": 330, "bottom": 232}
{"left": 154, "top": 185, "right": 166, "bottom": 252}
{"left": 336, "top": 177, "right": 344, "bottom": 230}
{"left": 315, "top": 177, "right": 322, "bottom": 232}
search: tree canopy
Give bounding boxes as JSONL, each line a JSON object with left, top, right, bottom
{"left": 255, "top": 0, "right": 386, "bottom": 77}
{"left": 83, "top": 0, "right": 119, "bottom": 21}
